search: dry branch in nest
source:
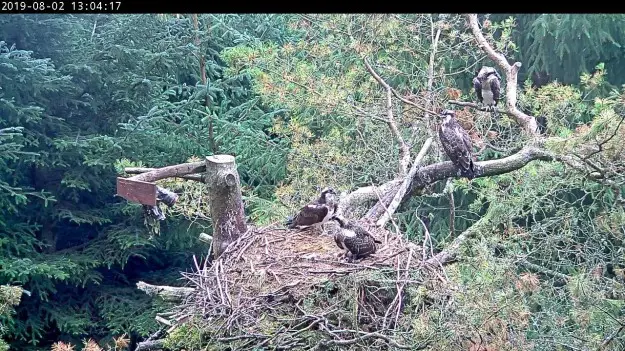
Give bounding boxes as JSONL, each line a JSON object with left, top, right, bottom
{"left": 173, "top": 223, "right": 435, "bottom": 350}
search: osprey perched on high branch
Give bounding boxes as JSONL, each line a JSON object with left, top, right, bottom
{"left": 473, "top": 66, "right": 502, "bottom": 112}
{"left": 437, "top": 109, "right": 476, "bottom": 179}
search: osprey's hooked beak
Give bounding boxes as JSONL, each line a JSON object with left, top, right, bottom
{"left": 495, "top": 71, "right": 502, "bottom": 80}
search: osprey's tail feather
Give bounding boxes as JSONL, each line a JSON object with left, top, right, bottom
{"left": 464, "top": 161, "right": 476, "bottom": 180}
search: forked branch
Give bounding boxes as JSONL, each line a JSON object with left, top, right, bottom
{"left": 464, "top": 14, "right": 539, "bottom": 136}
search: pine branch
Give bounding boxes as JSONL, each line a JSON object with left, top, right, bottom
{"left": 425, "top": 209, "right": 494, "bottom": 266}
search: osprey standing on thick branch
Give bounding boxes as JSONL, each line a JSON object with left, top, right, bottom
{"left": 330, "top": 215, "right": 381, "bottom": 263}
{"left": 473, "top": 66, "right": 502, "bottom": 112}
{"left": 437, "top": 109, "right": 475, "bottom": 179}
{"left": 285, "top": 187, "right": 338, "bottom": 230}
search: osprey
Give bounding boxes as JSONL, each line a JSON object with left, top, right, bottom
{"left": 437, "top": 109, "right": 475, "bottom": 179}
{"left": 285, "top": 187, "right": 338, "bottom": 230}
{"left": 143, "top": 186, "right": 179, "bottom": 221}
{"left": 473, "top": 66, "right": 502, "bottom": 112}
{"left": 330, "top": 214, "right": 382, "bottom": 263}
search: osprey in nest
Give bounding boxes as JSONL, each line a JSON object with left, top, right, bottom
{"left": 438, "top": 109, "right": 476, "bottom": 179}
{"left": 285, "top": 187, "right": 338, "bottom": 230}
{"left": 473, "top": 66, "right": 502, "bottom": 112}
{"left": 330, "top": 214, "right": 381, "bottom": 263}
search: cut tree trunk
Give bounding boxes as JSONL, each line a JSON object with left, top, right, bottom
{"left": 205, "top": 155, "right": 247, "bottom": 258}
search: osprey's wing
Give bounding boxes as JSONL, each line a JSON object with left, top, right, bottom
{"left": 438, "top": 124, "right": 459, "bottom": 165}
{"left": 344, "top": 227, "right": 377, "bottom": 256}
{"left": 288, "top": 204, "right": 329, "bottom": 228}
{"left": 455, "top": 123, "right": 474, "bottom": 172}
{"left": 489, "top": 77, "right": 501, "bottom": 104}
{"left": 334, "top": 230, "right": 346, "bottom": 250}
{"left": 441, "top": 120, "right": 473, "bottom": 172}
{"left": 473, "top": 77, "right": 483, "bottom": 102}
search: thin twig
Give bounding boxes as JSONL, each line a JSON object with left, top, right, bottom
{"left": 445, "top": 179, "right": 455, "bottom": 237}
{"left": 363, "top": 57, "right": 412, "bottom": 176}
{"left": 417, "top": 216, "right": 431, "bottom": 261}
{"left": 601, "top": 324, "right": 625, "bottom": 350}
{"left": 318, "top": 329, "right": 423, "bottom": 349}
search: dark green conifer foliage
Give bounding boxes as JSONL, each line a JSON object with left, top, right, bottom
{"left": 0, "top": 14, "right": 289, "bottom": 349}
{"left": 493, "top": 14, "right": 625, "bottom": 87}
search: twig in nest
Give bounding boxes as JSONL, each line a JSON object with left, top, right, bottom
{"left": 417, "top": 215, "right": 433, "bottom": 261}
{"left": 317, "top": 328, "right": 424, "bottom": 350}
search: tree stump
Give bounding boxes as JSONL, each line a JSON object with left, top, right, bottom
{"left": 205, "top": 155, "right": 247, "bottom": 258}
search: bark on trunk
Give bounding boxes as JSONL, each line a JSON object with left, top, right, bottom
{"left": 205, "top": 155, "right": 247, "bottom": 258}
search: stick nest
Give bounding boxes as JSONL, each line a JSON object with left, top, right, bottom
{"left": 177, "top": 220, "right": 435, "bottom": 350}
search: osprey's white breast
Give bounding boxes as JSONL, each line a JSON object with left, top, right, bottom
{"left": 482, "top": 89, "right": 495, "bottom": 105}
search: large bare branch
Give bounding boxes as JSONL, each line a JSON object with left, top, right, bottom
{"left": 125, "top": 167, "right": 205, "bottom": 182}
{"left": 131, "top": 161, "right": 206, "bottom": 183}
{"left": 361, "top": 145, "right": 553, "bottom": 223}
{"left": 376, "top": 137, "right": 433, "bottom": 228}
{"left": 465, "top": 14, "right": 539, "bottom": 136}
{"left": 411, "top": 145, "right": 551, "bottom": 189}
{"left": 363, "top": 58, "right": 411, "bottom": 176}
{"left": 337, "top": 179, "right": 402, "bottom": 217}
{"left": 135, "top": 339, "right": 165, "bottom": 351}
{"left": 418, "top": 18, "right": 443, "bottom": 160}
{"left": 137, "top": 281, "right": 195, "bottom": 302}
{"left": 448, "top": 99, "right": 510, "bottom": 116}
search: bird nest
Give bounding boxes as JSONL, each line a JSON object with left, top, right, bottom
{"left": 175, "top": 220, "right": 437, "bottom": 350}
